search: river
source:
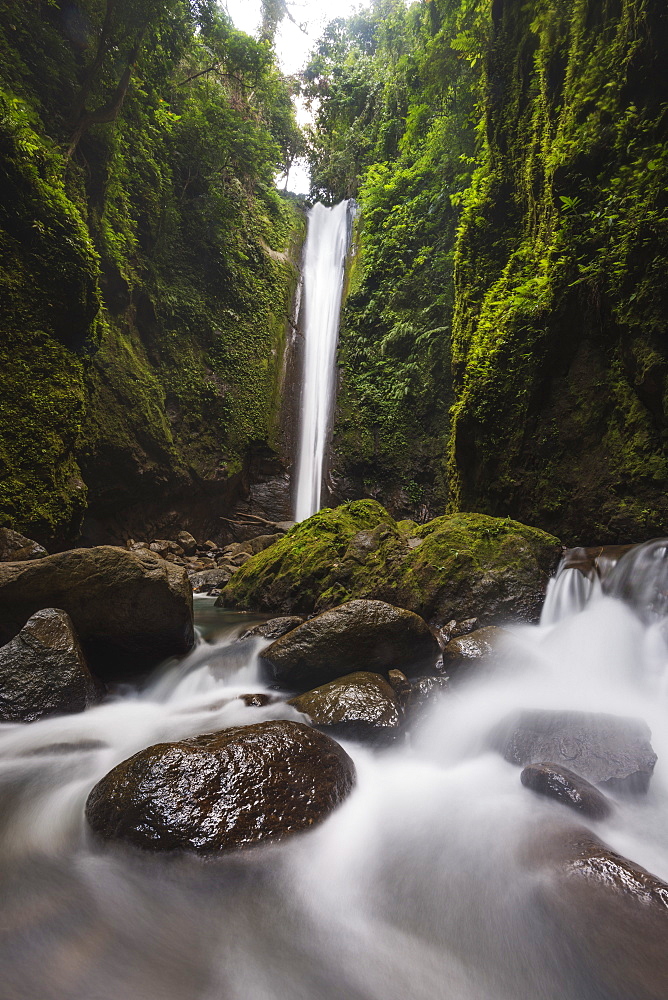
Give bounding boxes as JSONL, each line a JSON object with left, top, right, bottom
{"left": 1, "top": 546, "right": 668, "bottom": 999}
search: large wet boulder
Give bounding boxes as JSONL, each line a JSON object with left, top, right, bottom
{"left": 493, "top": 710, "right": 657, "bottom": 793}
{"left": 520, "top": 762, "right": 612, "bottom": 820}
{"left": 218, "top": 500, "right": 561, "bottom": 625}
{"left": 0, "top": 546, "right": 194, "bottom": 679}
{"left": 85, "top": 720, "right": 355, "bottom": 852}
{"left": 530, "top": 828, "right": 668, "bottom": 1000}
{"left": 261, "top": 599, "right": 440, "bottom": 690}
{"left": 0, "top": 608, "right": 98, "bottom": 722}
{"left": 441, "top": 625, "right": 508, "bottom": 676}
{"left": 289, "top": 671, "right": 402, "bottom": 742}
{"left": 0, "top": 528, "right": 47, "bottom": 562}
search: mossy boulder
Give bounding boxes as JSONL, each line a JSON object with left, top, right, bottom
{"left": 219, "top": 501, "right": 561, "bottom": 625}
{"left": 85, "top": 721, "right": 355, "bottom": 853}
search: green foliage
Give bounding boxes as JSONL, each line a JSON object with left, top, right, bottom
{"left": 0, "top": 0, "right": 305, "bottom": 541}
{"left": 449, "top": 0, "right": 668, "bottom": 541}
{"left": 306, "top": 0, "right": 483, "bottom": 517}
{"left": 310, "top": 0, "right": 668, "bottom": 541}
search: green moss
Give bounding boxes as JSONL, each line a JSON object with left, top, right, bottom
{"left": 0, "top": 6, "right": 306, "bottom": 541}
{"left": 448, "top": 0, "right": 668, "bottom": 541}
{"left": 220, "top": 501, "right": 561, "bottom": 623}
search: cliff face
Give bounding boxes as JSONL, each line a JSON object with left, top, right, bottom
{"left": 449, "top": 0, "right": 668, "bottom": 542}
{"left": 313, "top": 0, "right": 668, "bottom": 543}
{"left": 0, "top": 3, "right": 304, "bottom": 547}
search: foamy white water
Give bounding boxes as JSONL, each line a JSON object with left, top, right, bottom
{"left": 294, "top": 201, "right": 352, "bottom": 521}
{"left": 2, "top": 550, "right": 668, "bottom": 999}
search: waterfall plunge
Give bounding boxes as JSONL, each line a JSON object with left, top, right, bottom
{"left": 294, "top": 201, "right": 352, "bottom": 522}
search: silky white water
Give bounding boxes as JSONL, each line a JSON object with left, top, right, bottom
{"left": 294, "top": 201, "right": 352, "bottom": 521}
{"left": 2, "top": 547, "right": 668, "bottom": 999}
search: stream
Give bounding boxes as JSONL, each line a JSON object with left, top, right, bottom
{"left": 1, "top": 546, "right": 668, "bottom": 998}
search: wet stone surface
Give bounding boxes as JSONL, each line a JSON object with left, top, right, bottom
{"left": 0, "top": 608, "right": 98, "bottom": 723}
{"left": 289, "top": 671, "right": 402, "bottom": 743}
{"left": 520, "top": 762, "right": 612, "bottom": 820}
{"left": 85, "top": 720, "right": 356, "bottom": 853}
{"left": 493, "top": 709, "right": 657, "bottom": 794}
{"left": 261, "top": 599, "right": 440, "bottom": 691}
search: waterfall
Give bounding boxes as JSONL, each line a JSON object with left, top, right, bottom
{"left": 294, "top": 200, "right": 352, "bottom": 522}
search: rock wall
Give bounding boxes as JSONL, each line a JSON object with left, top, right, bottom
{"left": 316, "top": 0, "right": 668, "bottom": 543}
{"left": 0, "top": 4, "right": 305, "bottom": 548}
{"left": 450, "top": 0, "right": 668, "bottom": 542}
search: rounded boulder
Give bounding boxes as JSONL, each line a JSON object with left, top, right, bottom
{"left": 0, "top": 608, "right": 98, "bottom": 722}
{"left": 261, "top": 599, "right": 440, "bottom": 690}
{"left": 289, "top": 671, "right": 401, "bottom": 742}
{"left": 85, "top": 720, "right": 355, "bottom": 853}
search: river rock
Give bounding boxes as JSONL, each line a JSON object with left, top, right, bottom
{"left": 441, "top": 626, "right": 508, "bottom": 675}
{"left": 289, "top": 671, "right": 402, "bottom": 742}
{"left": 520, "top": 762, "right": 612, "bottom": 820}
{"left": 493, "top": 710, "right": 657, "bottom": 793}
{"left": 238, "top": 616, "right": 304, "bottom": 641}
{"left": 387, "top": 669, "right": 412, "bottom": 707}
{"left": 261, "top": 599, "right": 440, "bottom": 690}
{"left": 0, "top": 546, "right": 194, "bottom": 679}
{"left": 0, "top": 609, "right": 97, "bottom": 722}
{"left": 0, "top": 528, "right": 47, "bottom": 562}
{"left": 176, "top": 530, "right": 197, "bottom": 556}
{"left": 407, "top": 675, "right": 449, "bottom": 717}
{"left": 85, "top": 720, "right": 355, "bottom": 852}
{"left": 530, "top": 827, "right": 668, "bottom": 1000}
{"left": 189, "top": 567, "right": 234, "bottom": 593}
{"left": 218, "top": 500, "right": 561, "bottom": 624}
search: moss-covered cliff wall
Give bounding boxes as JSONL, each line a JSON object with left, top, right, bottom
{"left": 0, "top": 1, "right": 305, "bottom": 547}
{"left": 308, "top": 0, "right": 668, "bottom": 542}
{"left": 450, "top": 0, "right": 668, "bottom": 542}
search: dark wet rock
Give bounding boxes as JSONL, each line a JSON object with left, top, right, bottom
{"left": 0, "top": 609, "right": 98, "bottom": 723}
{"left": 0, "top": 528, "right": 47, "bottom": 562}
{"left": 561, "top": 544, "right": 637, "bottom": 581}
{"left": 289, "top": 671, "right": 401, "bottom": 743}
{"left": 261, "top": 599, "right": 440, "bottom": 691}
{"left": 238, "top": 693, "right": 277, "bottom": 707}
{"left": 407, "top": 676, "right": 449, "bottom": 717}
{"left": 441, "top": 626, "right": 508, "bottom": 675}
{"left": 189, "top": 567, "right": 234, "bottom": 593}
{"left": 0, "top": 546, "right": 194, "bottom": 680}
{"left": 387, "top": 669, "right": 412, "bottom": 707}
{"left": 530, "top": 827, "right": 668, "bottom": 1000}
{"left": 176, "top": 531, "right": 197, "bottom": 556}
{"left": 238, "top": 616, "right": 304, "bottom": 642}
{"left": 521, "top": 762, "right": 612, "bottom": 820}
{"left": 493, "top": 710, "right": 657, "bottom": 793}
{"left": 85, "top": 720, "right": 355, "bottom": 853}
{"left": 450, "top": 618, "right": 479, "bottom": 638}
{"left": 220, "top": 501, "right": 561, "bottom": 625}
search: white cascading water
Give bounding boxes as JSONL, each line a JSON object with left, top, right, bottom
{"left": 294, "top": 200, "right": 352, "bottom": 521}
{"left": 2, "top": 545, "right": 668, "bottom": 999}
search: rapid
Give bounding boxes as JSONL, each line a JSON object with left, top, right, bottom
{"left": 1, "top": 545, "right": 668, "bottom": 999}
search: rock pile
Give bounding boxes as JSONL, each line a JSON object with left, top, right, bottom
{"left": 125, "top": 523, "right": 292, "bottom": 595}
